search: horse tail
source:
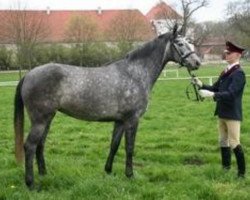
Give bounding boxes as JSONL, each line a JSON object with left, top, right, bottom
{"left": 14, "top": 77, "right": 25, "bottom": 164}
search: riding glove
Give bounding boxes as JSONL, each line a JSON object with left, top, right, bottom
{"left": 192, "top": 77, "right": 203, "bottom": 87}
{"left": 199, "top": 89, "right": 214, "bottom": 98}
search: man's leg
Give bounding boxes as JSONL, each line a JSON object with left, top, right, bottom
{"left": 218, "top": 118, "right": 231, "bottom": 169}
{"left": 227, "top": 120, "right": 245, "bottom": 178}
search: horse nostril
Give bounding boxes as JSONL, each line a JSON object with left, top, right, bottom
{"left": 196, "top": 60, "right": 201, "bottom": 66}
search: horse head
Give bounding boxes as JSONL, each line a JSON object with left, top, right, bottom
{"left": 162, "top": 24, "right": 201, "bottom": 71}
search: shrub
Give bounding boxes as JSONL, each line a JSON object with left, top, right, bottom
{"left": 0, "top": 46, "right": 14, "bottom": 70}
{"left": 0, "top": 42, "right": 139, "bottom": 69}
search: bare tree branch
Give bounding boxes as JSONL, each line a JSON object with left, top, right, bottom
{"left": 153, "top": 0, "right": 209, "bottom": 36}
{"left": 106, "top": 10, "right": 153, "bottom": 42}
{"left": 0, "top": 6, "right": 50, "bottom": 73}
{"left": 64, "top": 14, "right": 99, "bottom": 66}
{"left": 180, "top": 0, "right": 209, "bottom": 35}
{"left": 64, "top": 14, "right": 99, "bottom": 43}
{"left": 227, "top": 0, "right": 250, "bottom": 36}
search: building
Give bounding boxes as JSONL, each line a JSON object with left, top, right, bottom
{"left": 146, "top": 1, "right": 181, "bottom": 35}
{"left": 199, "top": 36, "right": 227, "bottom": 61}
{"left": 0, "top": 8, "right": 155, "bottom": 44}
{"left": 0, "top": 1, "right": 181, "bottom": 44}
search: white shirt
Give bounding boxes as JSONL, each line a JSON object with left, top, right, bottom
{"left": 225, "top": 61, "right": 240, "bottom": 72}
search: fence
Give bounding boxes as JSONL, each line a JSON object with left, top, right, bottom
{"left": 159, "top": 69, "right": 217, "bottom": 85}
{"left": 1, "top": 69, "right": 250, "bottom": 87}
{"left": 0, "top": 81, "right": 18, "bottom": 86}
{"left": 159, "top": 68, "right": 250, "bottom": 84}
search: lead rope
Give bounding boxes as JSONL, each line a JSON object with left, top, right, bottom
{"left": 186, "top": 69, "right": 204, "bottom": 101}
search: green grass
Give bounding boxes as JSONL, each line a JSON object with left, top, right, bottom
{"left": 1, "top": 65, "right": 250, "bottom": 199}
{"left": 0, "top": 71, "right": 26, "bottom": 82}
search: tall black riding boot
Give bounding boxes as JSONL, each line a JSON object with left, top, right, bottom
{"left": 233, "top": 145, "right": 246, "bottom": 178}
{"left": 221, "top": 147, "right": 231, "bottom": 170}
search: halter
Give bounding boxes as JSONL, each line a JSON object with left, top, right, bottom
{"left": 171, "top": 40, "right": 196, "bottom": 67}
{"left": 162, "top": 37, "right": 195, "bottom": 67}
{"left": 171, "top": 38, "right": 203, "bottom": 101}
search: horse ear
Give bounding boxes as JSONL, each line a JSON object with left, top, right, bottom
{"left": 178, "top": 25, "right": 185, "bottom": 36}
{"left": 172, "top": 23, "right": 178, "bottom": 38}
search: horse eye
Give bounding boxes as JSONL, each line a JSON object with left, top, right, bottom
{"left": 178, "top": 43, "right": 184, "bottom": 47}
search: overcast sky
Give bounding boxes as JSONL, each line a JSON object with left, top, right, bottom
{"left": 0, "top": 0, "right": 238, "bottom": 22}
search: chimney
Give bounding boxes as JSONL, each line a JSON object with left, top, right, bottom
{"left": 97, "top": 6, "right": 102, "bottom": 15}
{"left": 46, "top": 6, "right": 51, "bottom": 15}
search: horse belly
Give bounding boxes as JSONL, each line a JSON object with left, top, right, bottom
{"left": 57, "top": 69, "right": 147, "bottom": 121}
{"left": 58, "top": 96, "right": 121, "bottom": 121}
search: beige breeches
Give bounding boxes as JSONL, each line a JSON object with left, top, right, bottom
{"left": 218, "top": 118, "right": 241, "bottom": 149}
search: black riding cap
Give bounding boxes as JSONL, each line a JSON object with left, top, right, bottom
{"left": 226, "top": 41, "right": 245, "bottom": 54}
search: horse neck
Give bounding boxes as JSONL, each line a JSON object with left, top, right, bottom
{"left": 126, "top": 38, "right": 171, "bottom": 90}
{"left": 144, "top": 45, "right": 170, "bottom": 90}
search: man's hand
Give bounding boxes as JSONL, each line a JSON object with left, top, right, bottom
{"left": 199, "top": 89, "right": 214, "bottom": 98}
{"left": 192, "top": 77, "right": 203, "bottom": 87}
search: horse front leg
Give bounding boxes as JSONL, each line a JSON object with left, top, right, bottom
{"left": 124, "top": 118, "right": 139, "bottom": 178}
{"left": 105, "top": 121, "right": 124, "bottom": 174}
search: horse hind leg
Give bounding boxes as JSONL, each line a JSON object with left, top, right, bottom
{"left": 24, "top": 114, "right": 54, "bottom": 189}
{"left": 36, "top": 114, "right": 55, "bottom": 176}
{"left": 105, "top": 121, "right": 124, "bottom": 174}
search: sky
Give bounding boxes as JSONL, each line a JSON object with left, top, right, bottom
{"left": 0, "top": 0, "right": 238, "bottom": 22}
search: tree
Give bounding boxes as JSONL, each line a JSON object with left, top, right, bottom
{"left": 64, "top": 14, "right": 99, "bottom": 66}
{"left": 154, "top": 0, "right": 209, "bottom": 57}
{"left": 192, "top": 21, "right": 232, "bottom": 58}
{"left": 179, "top": 0, "right": 209, "bottom": 35}
{"left": 227, "top": 0, "right": 250, "bottom": 36}
{"left": 192, "top": 22, "right": 212, "bottom": 56}
{"left": 0, "top": 46, "right": 13, "bottom": 70}
{"left": 226, "top": 0, "right": 250, "bottom": 48}
{"left": 64, "top": 14, "right": 99, "bottom": 43}
{"left": 153, "top": 1, "right": 183, "bottom": 34}
{"left": 156, "top": 0, "right": 209, "bottom": 35}
{"left": 0, "top": 8, "right": 50, "bottom": 75}
{"left": 107, "top": 10, "right": 152, "bottom": 42}
{"left": 105, "top": 10, "right": 153, "bottom": 56}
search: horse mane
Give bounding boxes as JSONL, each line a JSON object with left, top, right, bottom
{"left": 126, "top": 32, "right": 172, "bottom": 61}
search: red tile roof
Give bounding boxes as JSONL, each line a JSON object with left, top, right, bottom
{"left": 47, "top": 9, "right": 152, "bottom": 42}
{"left": 146, "top": 2, "right": 181, "bottom": 21}
{"left": 0, "top": 9, "right": 154, "bottom": 43}
{"left": 0, "top": 10, "right": 51, "bottom": 43}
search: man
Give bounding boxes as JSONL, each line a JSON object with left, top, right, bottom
{"left": 194, "top": 41, "right": 246, "bottom": 178}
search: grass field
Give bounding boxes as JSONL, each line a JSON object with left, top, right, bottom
{"left": 1, "top": 63, "right": 250, "bottom": 199}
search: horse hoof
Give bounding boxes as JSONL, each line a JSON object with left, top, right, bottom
{"left": 39, "top": 170, "right": 47, "bottom": 176}
{"left": 104, "top": 166, "right": 112, "bottom": 174}
{"left": 125, "top": 171, "right": 134, "bottom": 178}
{"left": 25, "top": 178, "right": 35, "bottom": 190}
{"left": 26, "top": 183, "right": 35, "bottom": 190}
{"left": 105, "top": 170, "right": 112, "bottom": 175}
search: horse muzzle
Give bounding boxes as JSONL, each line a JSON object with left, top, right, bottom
{"left": 187, "top": 54, "right": 201, "bottom": 70}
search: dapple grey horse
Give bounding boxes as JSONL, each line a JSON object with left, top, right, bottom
{"left": 14, "top": 25, "right": 201, "bottom": 189}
